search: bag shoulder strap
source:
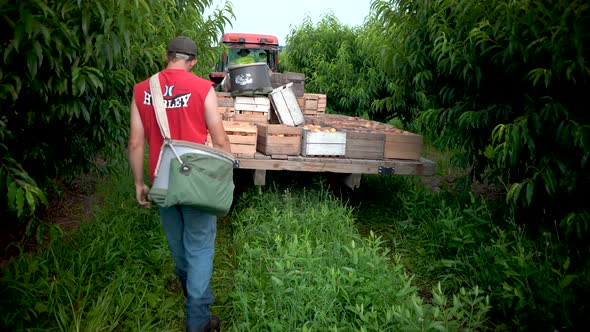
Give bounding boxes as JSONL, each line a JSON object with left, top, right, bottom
{"left": 149, "top": 73, "right": 171, "bottom": 140}
{"left": 149, "top": 72, "right": 174, "bottom": 178}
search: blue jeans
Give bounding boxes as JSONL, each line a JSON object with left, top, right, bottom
{"left": 160, "top": 206, "right": 217, "bottom": 330}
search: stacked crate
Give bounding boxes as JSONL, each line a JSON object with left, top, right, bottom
{"left": 233, "top": 96, "right": 270, "bottom": 124}
{"left": 341, "top": 128, "right": 385, "bottom": 160}
{"left": 269, "top": 83, "right": 305, "bottom": 126}
{"left": 380, "top": 128, "right": 423, "bottom": 160}
{"left": 300, "top": 124, "right": 346, "bottom": 157}
{"left": 256, "top": 124, "right": 302, "bottom": 157}
{"left": 356, "top": 120, "right": 424, "bottom": 160}
{"left": 308, "top": 114, "right": 423, "bottom": 160}
{"left": 302, "top": 93, "right": 327, "bottom": 116}
{"left": 216, "top": 92, "right": 235, "bottom": 121}
{"left": 270, "top": 72, "right": 305, "bottom": 97}
{"left": 222, "top": 121, "right": 258, "bottom": 158}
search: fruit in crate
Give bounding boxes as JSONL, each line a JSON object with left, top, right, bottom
{"left": 302, "top": 124, "right": 337, "bottom": 133}
{"left": 223, "top": 121, "right": 257, "bottom": 137}
{"left": 381, "top": 128, "right": 407, "bottom": 135}
{"left": 302, "top": 124, "right": 320, "bottom": 130}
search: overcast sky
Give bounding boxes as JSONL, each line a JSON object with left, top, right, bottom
{"left": 207, "top": 0, "right": 373, "bottom": 45}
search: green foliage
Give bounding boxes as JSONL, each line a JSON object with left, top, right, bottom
{"left": 3, "top": 156, "right": 589, "bottom": 331}
{"left": 0, "top": 0, "right": 232, "bottom": 228}
{"left": 0, "top": 159, "right": 183, "bottom": 331}
{"left": 282, "top": 12, "right": 392, "bottom": 119}
{"left": 371, "top": 0, "right": 590, "bottom": 237}
{"left": 355, "top": 174, "right": 590, "bottom": 330}
{"left": 227, "top": 186, "right": 491, "bottom": 330}
{"left": 0, "top": 157, "right": 47, "bottom": 220}
{"left": 0, "top": 161, "right": 494, "bottom": 332}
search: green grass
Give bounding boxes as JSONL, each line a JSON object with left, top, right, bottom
{"left": 225, "top": 184, "right": 490, "bottom": 331}
{"left": 1, "top": 150, "right": 589, "bottom": 331}
{"left": 0, "top": 167, "right": 184, "bottom": 331}
{"left": 351, "top": 172, "right": 590, "bottom": 331}
{"left": 210, "top": 215, "right": 237, "bottom": 331}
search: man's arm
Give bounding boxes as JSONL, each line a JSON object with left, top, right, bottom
{"left": 204, "top": 87, "right": 231, "bottom": 153}
{"left": 128, "top": 98, "right": 151, "bottom": 207}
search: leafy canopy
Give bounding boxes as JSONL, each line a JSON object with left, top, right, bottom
{"left": 371, "top": 0, "right": 590, "bottom": 237}
{"left": 0, "top": 0, "right": 233, "bottom": 224}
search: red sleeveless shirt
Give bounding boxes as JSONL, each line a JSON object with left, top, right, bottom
{"left": 133, "top": 69, "right": 214, "bottom": 182}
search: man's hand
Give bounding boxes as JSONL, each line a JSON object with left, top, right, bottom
{"left": 135, "top": 183, "right": 151, "bottom": 208}
{"left": 128, "top": 98, "right": 150, "bottom": 208}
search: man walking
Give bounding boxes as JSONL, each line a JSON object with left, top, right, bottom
{"left": 128, "top": 36, "right": 230, "bottom": 332}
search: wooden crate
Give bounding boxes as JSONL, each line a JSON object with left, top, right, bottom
{"left": 305, "top": 114, "right": 423, "bottom": 159}
{"left": 341, "top": 129, "right": 385, "bottom": 160}
{"left": 303, "top": 116, "right": 324, "bottom": 127}
{"left": 303, "top": 93, "right": 327, "bottom": 116}
{"left": 382, "top": 129, "right": 423, "bottom": 160}
{"left": 310, "top": 117, "right": 386, "bottom": 159}
{"left": 223, "top": 121, "right": 257, "bottom": 158}
{"left": 270, "top": 72, "right": 305, "bottom": 97}
{"left": 234, "top": 96, "right": 270, "bottom": 124}
{"left": 297, "top": 97, "right": 305, "bottom": 109}
{"left": 352, "top": 125, "right": 423, "bottom": 160}
{"left": 269, "top": 83, "right": 305, "bottom": 126}
{"left": 234, "top": 96, "right": 270, "bottom": 112}
{"left": 234, "top": 111, "right": 268, "bottom": 124}
{"left": 256, "top": 124, "right": 302, "bottom": 156}
{"left": 301, "top": 126, "right": 346, "bottom": 156}
{"left": 216, "top": 92, "right": 234, "bottom": 107}
{"left": 302, "top": 114, "right": 340, "bottom": 128}
{"left": 312, "top": 114, "right": 371, "bottom": 128}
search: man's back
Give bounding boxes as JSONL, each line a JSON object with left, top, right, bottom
{"left": 133, "top": 68, "right": 214, "bottom": 181}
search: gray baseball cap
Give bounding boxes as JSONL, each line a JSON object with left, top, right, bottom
{"left": 167, "top": 36, "right": 197, "bottom": 57}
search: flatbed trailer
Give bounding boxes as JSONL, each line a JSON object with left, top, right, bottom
{"left": 216, "top": 91, "right": 436, "bottom": 187}
{"left": 234, "top": 153, "right": 437, "bottom": 188}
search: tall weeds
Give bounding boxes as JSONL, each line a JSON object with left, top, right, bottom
{"left": 0, "top": 167, "right": 184, "bottom": 331}
{"left": 226, "top": 184, "right": 490, "bottom": 331}
{"left": 355, "top": 174, "right": 590, "bottom": 330}
{"left": 2, "top": 162, "right": 587, "bottom": 331}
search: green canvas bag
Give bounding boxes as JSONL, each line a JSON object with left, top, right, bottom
{"left": 148, "top": 73, "right": 236, "bottom": 216}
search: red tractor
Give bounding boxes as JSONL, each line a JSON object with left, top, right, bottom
{"left": 209, "top": 32, "right": 280, "bottom": 85}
